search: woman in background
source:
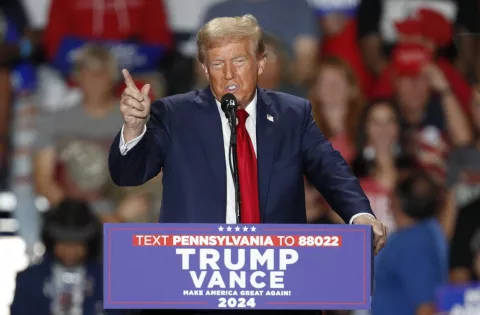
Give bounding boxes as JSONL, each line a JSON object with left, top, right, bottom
{"left": 306, "top": 57, "right": 363, "bottom": 224}
{"left": 352, "top": 100, "right": 414, "bottom": 233}
{"left": 10, "top": 199, "right": 124, "bottom": 315}
{"left": 309, "top": 56, "right": 363, "bottom": 165}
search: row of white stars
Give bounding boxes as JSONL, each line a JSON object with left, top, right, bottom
{"left": 218, "top": 226, "right": 256, "bottom": 232}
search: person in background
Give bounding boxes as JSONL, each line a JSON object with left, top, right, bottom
{"left": 389, "top": 42, "right": 471, "bottom": 186}
{"left": 371, "top": 171, "right": 448, "bottom": 315}
{"left": 371, "top": 7, "right": 473, "bottom": 114}
{"left": 201, "top": 0, "right": 319, "bottom": 85}
{"left": 448, "top": 87, "right": 480, "bottom": 284}
{"left": 309, "top": 57, "right": 363, "bottom": 165}
{"left": 33, "top": 44, "right": 152, "bottom": 223}
{"left": 304, "top": 57, "right": 364, "bottom": 225}
{"left": 257, "top": 32, "right": 306, "bottom": 97}
{"left": 352, "top": 100, "right": 414, "bottom": 234}
{"left": 10, "top": 199, "right": 124, "bottom": 315}
{"left": 0, "top": 0, "right": 43, "bottom": 188}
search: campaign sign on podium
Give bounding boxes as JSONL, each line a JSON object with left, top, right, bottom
{"left": 103, "top": 223, "right": 372, "bottom": 310}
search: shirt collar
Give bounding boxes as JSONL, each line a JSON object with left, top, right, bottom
{"left": 215, "top": 90, "right": 257, "bottom": 124}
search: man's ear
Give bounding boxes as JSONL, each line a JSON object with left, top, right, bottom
{"left": 257, "top": 53, "right": 267, "bottom": 76}
{"left": 200, "top": 62, "right": 209, "bottom": 78}
{"left": 197, "top": 61, "right": 210, "bottom": 80}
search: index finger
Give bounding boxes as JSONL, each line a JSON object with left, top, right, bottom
{"left": 122, "top": 69, "right": 137, "bottom": 90}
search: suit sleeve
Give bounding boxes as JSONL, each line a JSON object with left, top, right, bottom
{"left": 301, "top": 100, "right": 374, "bottom": 223}
{"left": 108, "top": 99, "right": 171, "bottom": 186}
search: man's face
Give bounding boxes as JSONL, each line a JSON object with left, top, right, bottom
{"left": 54, "top": 241, "right": 87, "bottom": 267}
{"left": 394, "top": 74, "right": 430, "bottom": 112}
{"left": 202, "top": 39, "right": 266, "bottom": 107}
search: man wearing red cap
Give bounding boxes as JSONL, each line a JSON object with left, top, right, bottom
{"left": 389, "top": 41, "right": 471, "bottom": 191}
{"left": 371, "top": 8, "right": 474, "bottom": 114}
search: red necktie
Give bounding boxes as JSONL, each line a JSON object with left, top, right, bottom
{"left": 236, "top": 109, "right": 261, "bottom": 223}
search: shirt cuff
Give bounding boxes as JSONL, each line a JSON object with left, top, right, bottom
{"left": 349, "top": 213, "right": 375, "bottom": 225}
{"left": 119, "top": 125, "right": 147, "bottom": 155}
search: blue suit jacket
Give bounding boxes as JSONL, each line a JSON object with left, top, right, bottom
{"left": 109, "top": 87, "right": 373, "bottom": 224}
{"left": 10, "top": 256, "right": 124, "bottom": 315}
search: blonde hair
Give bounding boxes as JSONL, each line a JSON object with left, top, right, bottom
{"left": 73, "top": 44, "right": 119, "bottom": 80}
{"left": 197, "top": 14, "right": 266, "bottom": 64}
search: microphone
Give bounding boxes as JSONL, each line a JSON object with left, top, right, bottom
{"left": 221, "top": 93, "right": 237, "bottom": 116}
{"left": 220, "top": 93, "right": 241, "bottom": 223}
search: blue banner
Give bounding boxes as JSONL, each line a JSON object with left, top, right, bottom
{"left": 52, "top": 37, "right": 166, "bottom": 76}
{"left": 436, "top": 283, "right": 480, "bottom": 314}
{"left": 103, "top": 223, "right": 372, "bottom": 310}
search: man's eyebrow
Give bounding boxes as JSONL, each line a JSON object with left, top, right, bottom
{"left": 232, "top": 55, "right": 248, "bottom": 60}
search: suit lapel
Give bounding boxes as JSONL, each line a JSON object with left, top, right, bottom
{"left": 256, "top": 89, "right": 279, "bottom": 221}
{"left": 194, "top": 87, "right": 227, "bottom": 218}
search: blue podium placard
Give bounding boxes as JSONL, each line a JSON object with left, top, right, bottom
{"left": 436, "top": 283, "right": 480, "bottom": 314}
{"left": 103, "top": 223, "right": 372, "bottom": 310}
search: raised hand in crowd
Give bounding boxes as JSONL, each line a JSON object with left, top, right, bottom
{"left": 422, "top": 63, "right": 451, "bottom": 93}
{"left": 423, "top": 63, "right": 472, "bottom": 146}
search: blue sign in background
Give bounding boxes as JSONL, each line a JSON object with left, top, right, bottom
{"left": 104, "top": 223, "right": 372, "bottom": 310}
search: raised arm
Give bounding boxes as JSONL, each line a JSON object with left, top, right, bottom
{"left": 108, "top": 69, "right": 169, "bottom": 186}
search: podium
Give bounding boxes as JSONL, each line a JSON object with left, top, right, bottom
{"left": 103, "top": 223, "right": 372, "bottom": 310}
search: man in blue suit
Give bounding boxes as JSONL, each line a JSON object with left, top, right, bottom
{"left": 109, "top": 14, "right": 386, "bottom": 314}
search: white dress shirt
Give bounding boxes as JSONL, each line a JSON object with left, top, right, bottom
{"left": 118, "top": 91, "right": 371, "bottom": 224}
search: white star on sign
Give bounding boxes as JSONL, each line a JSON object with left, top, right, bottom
{"left": 218, "top": 226, "right": 224, "bottom": 231}
{"left": 243, "top": 226, "right": 249, "bottom": 232}
{"left": 227, "top": 226, "right": 232, "bottom": 231}
{"left": 250, "top": 226, "right": 256, "bottom": 232}
{"left": 235, "top": 226, "right": 240, "bottom": 232}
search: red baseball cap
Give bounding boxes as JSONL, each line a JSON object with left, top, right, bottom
{"left": 392, "top": 43, "right": 432, "bottom": 76}
{"left": 395, "top": 18, "right": 421, "bottom": 36}
{"left": 394, "top": 8, "right": 453, "bottom": 48}
{"left": 417, "top": 8, "right": 453, "bottom": 47}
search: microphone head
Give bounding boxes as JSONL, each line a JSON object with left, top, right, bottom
{"left": 221, "top": 93, "right": 237, "bottom": 114}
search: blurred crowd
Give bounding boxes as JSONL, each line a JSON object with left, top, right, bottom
{"left": 0, "top": 0, "right": 479, "bottom": 314}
